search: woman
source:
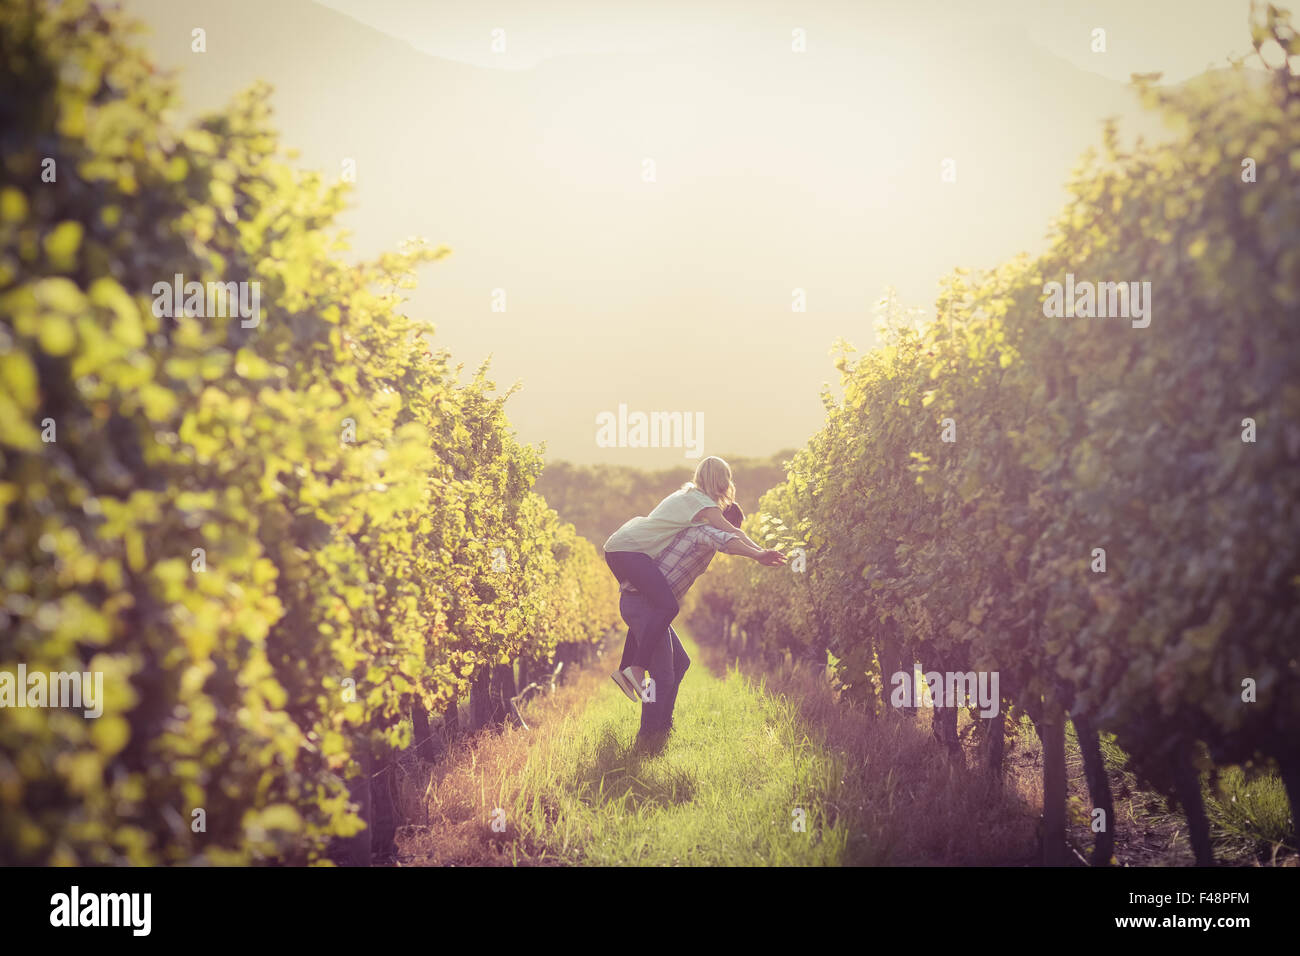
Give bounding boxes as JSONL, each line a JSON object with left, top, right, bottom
{"left": 603, "top": 456, "right": 777, "bottom": 696}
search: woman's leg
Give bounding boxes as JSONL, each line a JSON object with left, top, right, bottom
{"left": 604, "top": 551, "right": 678, "bottom": 670}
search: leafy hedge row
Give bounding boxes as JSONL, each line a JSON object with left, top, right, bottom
{"left": 692, "top": 11, "right": 1300, "bottom": 854}
{"left": 0, "top": 0, "right": 619, "bottom": 864}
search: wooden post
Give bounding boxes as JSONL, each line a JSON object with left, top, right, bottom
{"left": 411, "top": 702, "right": 439, "bottom": 761}
{"left": 337, "top": 745, "right": 372, "bottom": 866}
{"left": 1278, "top": 749, "right": 1300, "bottom": 848}
{"left": 469, "top": 669, "right": 492, "bottom": 730}
{"left": 1173, "top": 741, "right": 1214, "bottom": 866}
{"left": 984, "top": 706, "right": 1005, "bottom": 779}
{"left": 1040, "top": 689, "right": 1067, "bottom": 865}
{"left": 442, "top": 695, "right": 459, "bottom": 743}
{"left": 370, "top": 745, "right": 397, "bottom": 861}
{"left": 879, "top": 619, "right": 900, "bottom": 718}
{"left": 490, "top": 662, "right": 516, "bottom": 725}
{"left": 1073, "top": 714, "right": 1115, "bottom": 865}
{"left": 938, "top": 706, "right": 959, "bottom": 756}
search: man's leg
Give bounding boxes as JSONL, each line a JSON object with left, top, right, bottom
{"left": 643, "top": 625, "right": 697, "bottom": 736}
{"left": 664, "top": 628, "right": 691, "bottom": 730}
{"left": 639, "top": 623, "right": 679, "bottom": 736}
{"left": 651, "top": 627, "right": 692, "bottom": 732}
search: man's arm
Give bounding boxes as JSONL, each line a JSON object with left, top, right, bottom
{"left": 720, "top": 534, "right": 786, "bottom": 565}
{"left": 695, "top": 506, "right": 768, "bottom": 553}
{"left": 683, "top": 523, "right": 781, "bottom": 564}
{"left": 680, "top": 519, "right": 786, "bottom": 572}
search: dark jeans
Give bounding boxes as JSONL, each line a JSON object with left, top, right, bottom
{"left": 604, "top": 550, "right": 678, "bottom": 669}
{"left": 618, "top": 591, "right": 692, "bottom": 735}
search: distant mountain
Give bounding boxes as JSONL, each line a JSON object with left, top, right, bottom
{"left": 118, "top": 0, "right": 1176, "bottom": 466}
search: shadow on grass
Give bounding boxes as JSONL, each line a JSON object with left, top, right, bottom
{"left": 564, "top": 724, "right": 698, "bottom": 813}
{"left": 693, "top": 638, "right": 1044, "bottom": 865}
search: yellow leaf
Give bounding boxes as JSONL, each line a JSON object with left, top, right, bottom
{"left": 0, "top": 188, "right": 28, "bottom": 224}
{"left": 125, "top": 530, "right": 146, "bottom": 572}
{"left": 0, "top": 352, "right": 39, "bottom": 411}
{"left": 37, "top": 315, "right": 76, "bottom": 356}
{"left": 90, "top": 277, "right": 145, "bottom": 348}
{"left": 44, "top": 221, "right": 84, "bottom": 271}
{"left": 91, "top": 716, "right": 130, "bottom": 757}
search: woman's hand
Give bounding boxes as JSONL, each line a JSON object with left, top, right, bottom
{"left": 757, "top": 549, "right": 787, "bottom": 567}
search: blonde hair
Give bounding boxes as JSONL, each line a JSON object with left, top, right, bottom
{"left": 685, "top": 456, "right": 735, "bottom": 508}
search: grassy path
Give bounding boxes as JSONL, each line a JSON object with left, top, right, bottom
{"left": 395, "top": 626, "right": 1035, "bottom": 866}
{"left": 393, "top": 627, "right": 1294, "bottom": 867}
{"left": 502, "top": 629, "right": 848, "bottom": 865}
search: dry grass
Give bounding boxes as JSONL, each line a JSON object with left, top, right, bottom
{"left": 390, "top": 628, "right": 1292, "bottom": 866}
{"left": 695, "top": 642, "right": 1040, "bottom": 865}
{"left": 394, "top": 631, "right": 1043, "bottom": 866}
{"left": 392, "top": 640, "right": 618, "bottom": 866}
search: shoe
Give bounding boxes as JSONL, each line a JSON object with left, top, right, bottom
{"left": 621, "top": 666, "right": 648, "bottom": 698}
{"left": 611, "top": 670, "right": 641, "bottom": 702}
{"left": 634, "top": 728, "right": 669, "bottom": 754}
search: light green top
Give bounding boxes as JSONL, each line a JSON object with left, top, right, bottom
{"left": 604, "top": 486, "right": 719, "bottom": 559}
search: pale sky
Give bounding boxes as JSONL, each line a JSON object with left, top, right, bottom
{"left": 315, "top": 0, "right": 1257, "bottom": 81}
{"left": 121, "top": 0, "right": 1263, "bottom": 466}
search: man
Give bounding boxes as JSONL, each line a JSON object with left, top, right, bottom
{"left": 615, "top": 502, "right": 782, "bottom": 750}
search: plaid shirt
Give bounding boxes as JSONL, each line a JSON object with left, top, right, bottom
{"left": 622, "top": 524, "right": 739, "bottom": 602}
